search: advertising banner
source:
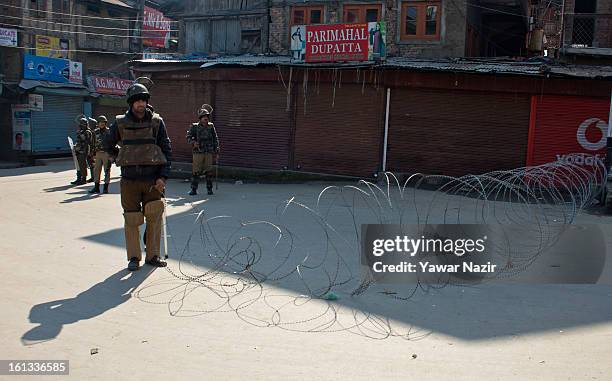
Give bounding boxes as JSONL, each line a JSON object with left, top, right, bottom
{"left": 291, "top": 22, "right": 386, "bottom": 63}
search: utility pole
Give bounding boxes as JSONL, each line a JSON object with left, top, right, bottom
{"left": 139, "top": 0, "right": 145, "bottom": 57}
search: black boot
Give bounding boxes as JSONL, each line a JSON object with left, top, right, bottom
{"left": 206, "top": 177, "right": 213, "bottom": 195}
{"left": 87, "top": 164, "right": 94, "bottom": 182}
{"left": 75, "top": 174, "right": 86, "bottom": 185}
{"left": 188, "top": 178, "right": 198, "bottom": 196}
{"left": 103, "top": 183, "right": 109, "bottom": 194}
{"left": 89, "top": 183, "right": 100, "bottom": 193}
{"left": 71, "top": 171, "right": 82, "bottom": 185}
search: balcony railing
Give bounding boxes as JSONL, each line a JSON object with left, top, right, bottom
{"left": 563, "top": 13, "right": 612, "bottom": 49}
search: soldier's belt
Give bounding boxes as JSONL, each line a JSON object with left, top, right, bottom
{"left": 122, "top": 138, "right": 156, "bottom": 145}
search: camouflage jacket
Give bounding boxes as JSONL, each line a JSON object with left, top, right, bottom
{"left": 92, "top": 127, "right": 112, "bottom": 154}
{"left": 186, "top": 122, "right": 219, "bottom": 154}
{"left": 74, "top": 128, "right": 92, "bottom": 155}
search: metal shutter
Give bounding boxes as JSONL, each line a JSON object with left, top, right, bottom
{"left": 527, "top": 95, "right": 610, "bottom": 166}
{"left": 30, "top": 94, "right": 83, "bottom": 153}
{"left": 149, "top": 80, "right": 206, "bottom": 164}
{"left": 294, "top": 83, "right": 384, "bottom": 178}
{"left": 387, "top": 88, "right": 530, "bottom": 176}
{"left": 215, "top": 81, "right": 291, "bottom": 170}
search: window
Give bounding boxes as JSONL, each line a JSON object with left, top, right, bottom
{"left": 241, "top": 29, "right": 261, "bottom": 53}
{"left": 30, "top": 0, "right": 47, "bottom": 18}
{"left": 52, "top": 0, "right": 71, "bottom": 21}
{"left": 343, "top": 4, "right": 382, "bottom": 24}
{"left": 291, "top": 6, "right": 324, "bottom": 25}
{"left": 401, "top": 1, "right": 441, "bottom": 40}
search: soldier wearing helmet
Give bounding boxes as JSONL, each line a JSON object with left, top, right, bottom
{"left": 88, "top": 115, "right": 113, "bottom": 194}
{"left": 104, "top": 78, "right": 172, "bottom": 271}
{"left": 186, "top": 103, "right": 219, "bottom": 195}
{"left": 70, "top": 116, "right": 92, "bottom": 185}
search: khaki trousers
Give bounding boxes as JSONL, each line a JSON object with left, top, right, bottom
{"left": 120, "top": 178, "right": 164, "bottom": 261}
{"left": 93, "top": 151, "right": 112, "bottom": 184}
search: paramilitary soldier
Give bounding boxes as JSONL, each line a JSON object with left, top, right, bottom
{"left": 86, "top": 117, "right": 98, "bottom": 183}
{"left": 71, "top": 116, "right": 92, "bottom": 185}
{"left": 88, "top": 115, "right": 113, "bottom": 194}
{"left": 186, "top": 104, "right": 219, "bottom": 196}
{"left": 104, "top": 81, "right": 172, "bottom": 271}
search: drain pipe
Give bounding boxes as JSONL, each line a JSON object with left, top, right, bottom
{"left": 382, "top": 87, "right": 391, "bottom": 172}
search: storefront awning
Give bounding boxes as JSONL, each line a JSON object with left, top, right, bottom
{"left": 19, "top": 79, "right": 90, "bottom": 96}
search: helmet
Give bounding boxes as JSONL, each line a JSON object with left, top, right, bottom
{"left": 198, "top": 104, "right": 213, "bottom": 118}
{"left": 126, "top": 83, "right": 150, "bottom": 104}
{"left": 78, "top": 116, "right": 88, "bottom": 127}
{"left": 97, "top": 115, "right": 107, "bottom": 123}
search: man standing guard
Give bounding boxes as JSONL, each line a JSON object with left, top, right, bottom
{"left": 86, "top": 117, "right": 98, "bottom": 183}
{"left": 104, "top": 79, "right": 172, "bottom": 271}
{"left": 71, "top": 116, "right": 92, "bottom": 185}
{"left": 186, "top": 104, "right": 219, "bottom": 196}
{"left": 88, "top": 115, "right": 113, "bottom": 194}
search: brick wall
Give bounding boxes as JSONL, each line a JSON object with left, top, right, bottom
{"left": 269, "top": 0, "right": 467, "bottom": 58}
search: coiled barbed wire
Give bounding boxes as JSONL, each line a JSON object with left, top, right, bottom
{"left": 134, "top": 154, "right": 607, "bottom": 338}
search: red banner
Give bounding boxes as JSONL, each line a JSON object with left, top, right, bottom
{"left": 303, "top": 24, "right": 369, "bottom": 62}
{"left": 143, "top": 6, "right": 172, "bottom": 48}
{"left": 90, "top": 76, "right": 134, "bottom": 95}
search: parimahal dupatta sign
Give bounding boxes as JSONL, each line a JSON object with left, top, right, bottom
{"left": 291, "top": 22, "right": 386, "bottom": 63}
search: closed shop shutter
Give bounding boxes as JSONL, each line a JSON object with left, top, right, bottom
{"left": 215, "top": 81, "right": 291, "bottom": 169}
{"left": 93, "top": 101, "right": 126, "bottom": 126}
{"left": 149, "top": 80, "right": 205, "bottom": 163}
{"left": 294, "top": 83, "right": 384, "bottom": 177}
{"left": 30, "top": 94, "right": 83, "bottom": 153}
{"left": 387, "top": 88, "right": 530, "bottom": 177}
{"left": 527, "top": 95, "right": 610, "bottom": 166}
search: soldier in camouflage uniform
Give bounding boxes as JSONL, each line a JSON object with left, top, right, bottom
{"left": 86, "top": 117, "right": 97, "bottom": 183}
{"left": 186, "top": 104, "right": 219, "bottom": 196}
{"left": 88, "top": 115, "right": 113, "bottom": 194}
{"left": 71, "top": 116, "right": 92, "bottom": 185}
{"left": 104, "top": 80, "right": 172, "bottom": 271}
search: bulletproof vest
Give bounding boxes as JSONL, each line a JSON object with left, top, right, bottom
{"left": 93, "top": 128, "right": 110, "bottom": 153}
{"left": 75, "top": 128, "right": 91, "bottom": 154}
{"left": 114, "top": 112, "right": 167, "bottom": 166}
{"left": 192, "top": 122, "right": 217, "bottom": 153}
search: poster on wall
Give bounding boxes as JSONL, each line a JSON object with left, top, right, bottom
{"left": 0, "top": 27, "right": 18, "bottom": 47}
{"left": 12, "top": 104, "right": 32, "bottom": 151}
{"left": 290, "top": 22, "right": 386, "bottom": 63}
{"left": 69, "top": 61, "right": 83, "bottom": 84}
{"left": 35, "top": 34, "right": 70, "bottom": 59}
{"left": 28, "top": 94, "right": 43, "bottom": 111}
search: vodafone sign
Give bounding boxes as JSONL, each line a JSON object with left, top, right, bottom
{"left": 576, "top": 117, "right": 607, "bottom": 151}
{"left": 527, "top": 95, "right": 611, "bottom": 166}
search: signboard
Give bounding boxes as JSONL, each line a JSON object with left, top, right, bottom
{"left": 35, "top": 34, "right": 70, "bottom": 59}
{"left": 0, "top": 27, "right": 17, "bottom": 47}
{"left": 527, "top": 95, "right": 611, "bottom": 166}
{"left": 143, "top": 6, "right": 173, "bottom": 48}
{"left": 69, "top": 61, "right": 82, "bottom": 84}
{"left": 88, "top": 75, "right": 133, "bottom": 95}
{"left": 291, "top": 22, "right": 386, "bottom": 63}
{"left": 23, "top": 54, "right": 82, "bottom": 84}
{"left": 28, "top": 94, "right": 43, "bottom": 111}
{"left": 142, "top": 52, "right": 176, "bottom": 60}
{"left": 12, "top": 105, "right": 32, "bottom": 151}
